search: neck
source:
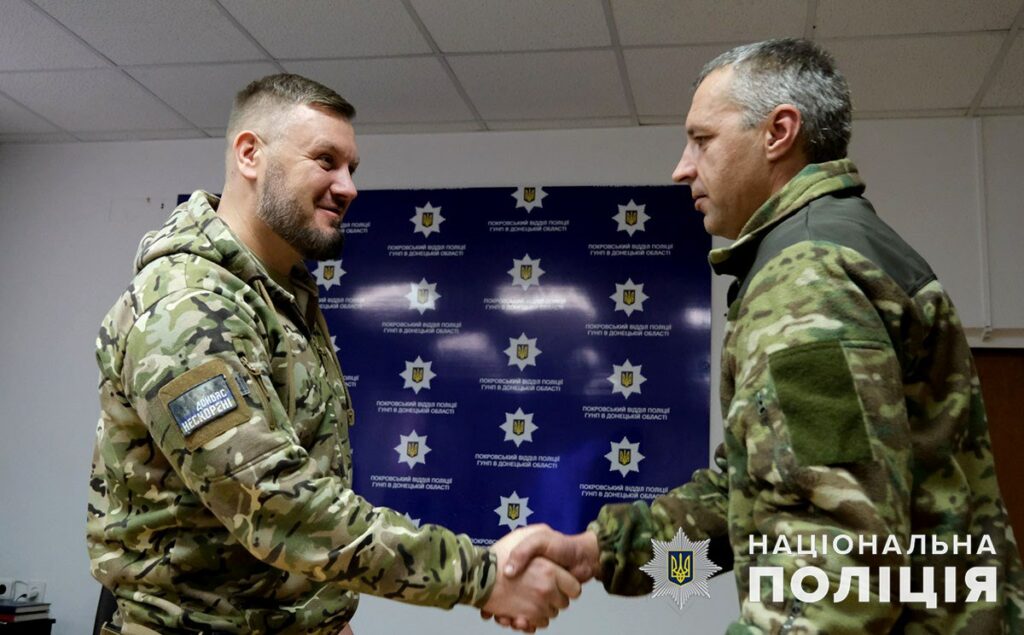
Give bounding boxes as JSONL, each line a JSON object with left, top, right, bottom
{"left": 217, "top": 182, "right": 302, "bottom": 279}
{"left": 767, "top": 156, "right": 808, "bottom": 198}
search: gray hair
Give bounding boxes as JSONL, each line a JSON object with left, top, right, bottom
{"left": 227, "top": 73, "right": 355, "bottom": 141}
{"left": 696, "top": 39, "right": 851, "bottom": 163}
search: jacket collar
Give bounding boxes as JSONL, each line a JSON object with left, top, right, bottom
{"left": 708, "top": 159, "right": 864, "bottom": 279}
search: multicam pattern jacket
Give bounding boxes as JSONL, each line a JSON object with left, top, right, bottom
{"left": 88, "top": 191, "right": 496, "bottom": 633}
{"left": 590, "top": 160, "right": 1024, "bottom": 633}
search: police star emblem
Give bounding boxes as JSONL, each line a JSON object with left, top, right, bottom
{"left": 394, "top": 430, "right": 431, "bottom": 468}
{"left": 511, "top": 185, "right": 547, "bottom": 212}
{"left": 610, "top": 278, "right": 649, "bottom": 316}
{"left": 504, "top": 333, "right": 541, "bottom": 371}
{"left": 400, "top": 356, "right": 435, "bottom": 393}
{"left": 495, "top": 491, "right": 534, "bottom": 530}
{"left": 500, "top": 407, "right": 538, "bottom": 447}
{"left": 313, "top": 259, "right": 346, "bottom": 291}
{"left": 507, "top": 254, "right": 545, "bottom": 290}
{"left": 613, "top": 199, "right": 650, "bottom": 236}
{"left": 640, "top": 527, "right": 721, "bottom": 610}
{"left": 411, "top": 202, "right": 445, "bottom": 237}
{"left": 605, "top": 436, "right": 644, "bottom": 477}
{"left": 405, "top": 278, "right": 441, "bottom": 314}
{"left": 608, "top": 359, "right": 646, "bottom": 399}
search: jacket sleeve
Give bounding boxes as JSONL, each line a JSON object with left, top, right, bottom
{"left": 121, "top": 287, "right": 496, "bottom": 609}
{"left": 588, "top": 444, "right": 731, "bottom": 595}
{"left": 724, "top": 241, "right": 909, "bottom": 633}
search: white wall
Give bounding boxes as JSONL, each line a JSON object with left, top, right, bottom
{"left": 0, "top": 116, "right": 1021, "bottom": 635}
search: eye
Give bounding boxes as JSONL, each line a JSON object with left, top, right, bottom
{"left": 317, "top": 154, "right": 334, "bottom": 168}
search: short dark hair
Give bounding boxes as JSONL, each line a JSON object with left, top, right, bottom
{"left": 697, "top": 38, "right": 852, "bottom": 163}
{"left": 227, "top": 73, "right": 355, "bottom": 139}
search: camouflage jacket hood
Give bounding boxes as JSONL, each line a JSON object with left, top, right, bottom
{"left": 132, "top": 190, "right": 296, "bottom": 300}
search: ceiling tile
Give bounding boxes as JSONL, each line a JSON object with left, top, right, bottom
{"left": 410, "top": 0, "right": 609, "bottom": 52}
{"left": 817, "top": 0, "right": 1021, "bottom": 38}
{"left": 220, "top": 0, "right": 430, "bottom": 58}
{"left": 0, "top": 91, "right": 60, "bottom": 134}
{"left": 34, "top": 0, "right": 265, "bottom": 65}
{"left": 0, "top": 69, "right": 189, "bottom": 132}
{"left": 0, "top": 0, "right": 107, "bottom": 71}
{"left": 826, "top": 34, "right": 1003, "bottom": 112}
{"left": 449, "top": 50, "right": 629, "bottom": 119}
{"left": 625, "top": 44, "right": 736, "bottom": 116}
{"left": 982, "top": 32, "right": 1024, "bottom": 108}
{"left": 284, "top": 58, "right": 474, "bottom": 123}
{"left": 127, "top": 62, "right": 281, "bottom": 129}
{"left": 612, "top": 0, "right": 804, "bottom": 46}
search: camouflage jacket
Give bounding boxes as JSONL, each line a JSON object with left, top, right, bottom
{"left": 88, "top": 191, "right": 496, "bottom": 634}
{"left": 590, "top": 161, "right": 1024, "bottom": 633}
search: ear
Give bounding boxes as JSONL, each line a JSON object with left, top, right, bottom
{"left": 763, "top": 104, "right": 802, "bottom": 162}
{"left": 231, "top": 130, "right": 263, "bottom": 181}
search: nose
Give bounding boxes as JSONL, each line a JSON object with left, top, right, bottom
{"left": 332, "top": 168, "right": 357, "bottom": 205}
{"left": 672, "top": 144, "right": 696, "bottom": 184}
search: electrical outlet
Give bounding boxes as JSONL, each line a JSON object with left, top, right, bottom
{"left": 11, "top": 580, "right": 45, "bottom": 602}
{"left": 0, "top": 577, "right": 14, "bottom": 601}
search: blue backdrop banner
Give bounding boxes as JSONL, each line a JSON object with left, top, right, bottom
{"left": 312, "top": 185, "right": 711, "bottom": 544}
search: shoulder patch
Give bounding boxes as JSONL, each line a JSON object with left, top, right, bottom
{"left": 158, "top": 358, "right": 252, "bottom": 450}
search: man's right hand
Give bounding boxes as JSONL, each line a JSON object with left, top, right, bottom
{"left": 482, "top": 528, "right": 583, "bottom": 632}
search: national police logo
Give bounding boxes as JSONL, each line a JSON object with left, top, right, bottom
{"left": 608, "top": 359, "right": 646, "bottom": 399}
{"left": 504, "top": 333, "right": 541, "bottom": 371}
{"left": 613, "top": 199, "right": 650, "bottom": 236}
{"left": 500, "top": 407, "right": 537, "bottom": 447}
{"left": 495, "top": 491, "right": 533, "bottom": 530}
{"left": 610, "top": 278, "right": 649, "bottom": 316}
{"left": 512, "top": 185, "right": 547, "bottom": 212}
{"left": 400, "top": 356, "right": 435, "bottom": 394}
{"left": 411, "top": 202, "right": 445, "bottom": 237}
{"left": 394, "top": 430, "right": 431, "bottom": 468}
{"left": 605, "top": 436, "right": 644, "bottom": 477}
{"left": 508, "top": 254, "right": 545, "bottom": 290}
{"left": 640, "top": 528, "right": 721, "bottom": 610}
{"left": 313, "top": 259, "right": 346, "bottom": 291}
{"left": 405, "top": 278, "right": 440, "bottom": 314}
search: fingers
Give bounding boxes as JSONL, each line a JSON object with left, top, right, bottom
{"left": 504, "top": 527, "right": 598, "bottom": 583}
{"left": 503, "top": 527, "right": 557, "bottom": 577}
{"left": 553, "top": 561, "right": 582, "bottom": 605}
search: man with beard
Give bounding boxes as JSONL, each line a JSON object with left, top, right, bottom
{"left": 87, "top": 74, "right": 579, "bottom": 635}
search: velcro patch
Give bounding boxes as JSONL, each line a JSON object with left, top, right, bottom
{"left": 169, "top": 375, "right": 237, "bottom": 436}
{"left": 158, "top": 358, "right": 252, "bottom": 450}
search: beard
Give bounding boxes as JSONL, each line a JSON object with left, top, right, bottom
{"left": 256, "top": 162, "right": 345, "bottom": 261}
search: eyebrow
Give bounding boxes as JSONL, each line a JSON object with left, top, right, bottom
{"left": 313, "top": 140, "right": 359, "bottom": 167}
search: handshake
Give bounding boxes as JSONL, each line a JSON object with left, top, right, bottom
{"left": 480, "top": 524, "right": 601, "bottom": 632}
